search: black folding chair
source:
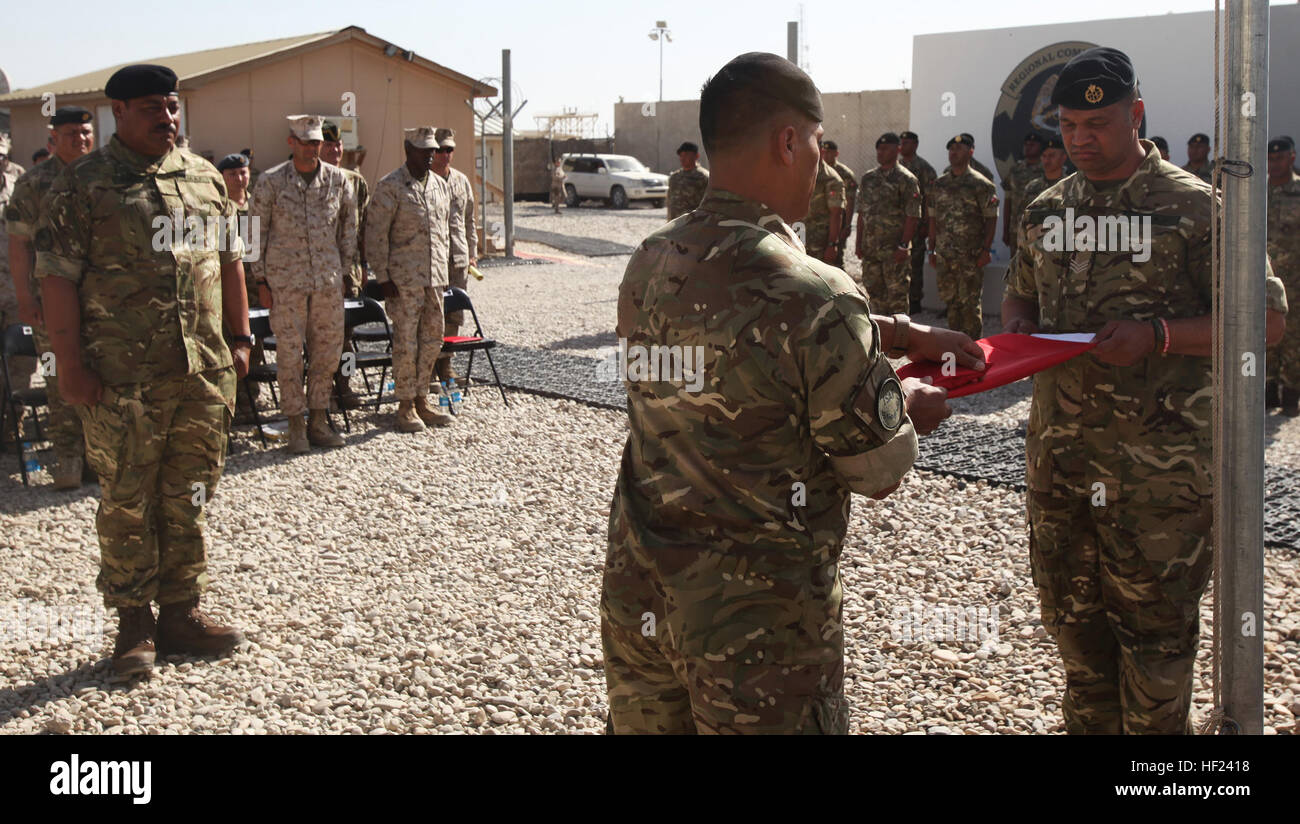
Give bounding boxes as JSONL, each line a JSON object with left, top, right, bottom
{"left": 441, "top": 287, "right": 509, "bottom": 407}
{"left": 242, "top": 309, "right": 280, "bottom": 446}
{"left": 1, "top": 323, "right": 49, "bottom": 486}
{"left": 342, "top": 297, "right": 394, "bottom": 413}
{"left": 352, "top": 281, "right": 392, "bottom": 345}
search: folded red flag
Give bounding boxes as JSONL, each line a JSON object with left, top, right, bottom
{"left": 895, "top": 332, "right": 1097, "bottom": 398}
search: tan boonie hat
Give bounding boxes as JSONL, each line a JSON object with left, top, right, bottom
{"left": 404, "top": 126, "right": 438, "bottom": 149}
{"left": 287, "top": 114, "right": 324, "bottom": 141}
{"left": 434, "top": 127, "right": 456, "bottom": 149}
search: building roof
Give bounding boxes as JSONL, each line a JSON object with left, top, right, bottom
{"left": 0, "top": 26, "right": 496, "bottom": 104}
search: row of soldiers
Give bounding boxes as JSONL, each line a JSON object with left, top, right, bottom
{"left": 0, "top": 63, "right": 481, "bottom": 675}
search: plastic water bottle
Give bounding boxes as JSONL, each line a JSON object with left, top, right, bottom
{"left": 386, "top": 380, "right": 395, "bottom": 392}
{"left": 438, "top": 382, "right": 451, "bottom": 416}
{"left": 22, "top": 446, "right": 40, "bottom": 474}
{"left": 449, "top": 380, "right": 463, "bottom": 414}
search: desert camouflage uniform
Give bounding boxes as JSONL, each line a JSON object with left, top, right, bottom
{"left": 856, "top": 163, "right": 921, "bottom": 314}
{"left": 440, "top": 165, "right": 477, "bottom": 336}
{"left": 551, "top": 164, "right": 567, "bottom": 209}
{"left": 899, "top": 153, "right": 938, "bottom": 307}
{"left": 341, "top": 167, "right": 370, "bottom": 296}
{"left": 249, "top": 159, "right": 357, "bottom": 417}
{"left": 603, "top": 188, "right": 920, "bottom": 734}
{"left": 1, "top": 160, "right": 37, "bottom": 400}
{"left": 666, "top": 165, "right": 709, "bottom": 220}
{"left": 1007, "top": 140, "right": 1288, "bottom": 734}
{"left": 799, "top": 159, "right": 845, "bottom": 262}
{"left": 831, "top": 160, "right": 857, "bottom": 268}
{"left": 1268, "top": 170, "right": 1300, "bottom": 389}
{"left": 366, "top": 165, "right": 456, "bottom": 400}
{"left": 1003, "top": 159, "right": 1046, "bottom": 254}
{"left": 4, "top": 154, "right": 86, "bottom": 465}
{"left": 34, "top": 135, "right": 242, "bottom": 607}
{"left": 928, "top": 168, "right": 997, "bottom": 339}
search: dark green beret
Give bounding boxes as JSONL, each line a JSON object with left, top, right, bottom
{"left": 321, "top": 121, "right": 341, "bottom": 142}
{"left": 50, "top": 106, "right": 92, "bottom": 127}
{"left": 1044, "top": 136, "right": 1064, "bottom": 150}
{"left": 676, "top": 141, "right": 698, "bottom": 153}
{"left": 876, "top": 132, "right": 900, "bottom": 147}
{"left": 1151, "top": 135, "right": 1169, "bottom": 152}
{"left": 1188, "top": 133, "right": 1210, "bottom": 146}
{"left": 899, "top": 131, "right": 918, "bottom": 141}
{"left": 1023, "top": 132, "right": 1046, "bottom": 145}
{"left": 1270, "top": 136, "right": 1295, "bottom": 153}
{"left": 946, "top": 133, "right": 974, "bottom": 149}
{"left": 821, "top": 139, "right": 838, "bottom": 150}
{"left": 1050, "top": 47, "right": 1136, "bottom": 110}
{"left": 217, "top": 153, "right": 250, "bottom": 171}
{"left": 105, "top": 64, "right": 179, "bottom": 101}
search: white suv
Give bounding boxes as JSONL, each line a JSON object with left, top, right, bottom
{"left": 561, "top": 154, "right": 668, "bottom": 209}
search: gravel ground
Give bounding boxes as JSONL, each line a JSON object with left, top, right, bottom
{"left": 2, "top": 206, "right": 1296, "bottom": 735}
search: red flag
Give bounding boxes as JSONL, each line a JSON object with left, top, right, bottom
{"left": 896, "top": 332, "right": 1097, "bottom": 398}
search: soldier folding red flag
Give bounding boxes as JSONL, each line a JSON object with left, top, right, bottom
{"left": 896, "top": 332, "right": 1097, "bottom": 398}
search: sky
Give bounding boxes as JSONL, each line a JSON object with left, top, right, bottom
{"left": 0, "top": 0, "right": 1254, "bottom": 137}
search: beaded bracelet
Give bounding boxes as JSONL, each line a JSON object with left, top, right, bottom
{"left": 1160, "top": 318, "right": 1172, "bottom": 356}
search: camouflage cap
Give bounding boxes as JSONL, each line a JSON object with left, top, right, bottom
{"left": 434, "top": 127, "right": 456, "bottom": 148}
{"left": 105, "top": 64, "right": 179, "bottom": 100}
{"left": 1187, "top": 133, "right": 1210, "bottom": 146}
{"left": 51, "top": 106, "right": 93, "bottom": 127}
{"left": 1270, "top": 136, "right": 1295, "bottom": 154}
{"left": 287, "top": 114, "right": 324, "bottom": 141}
{"left": 404, "top": 126, "right": 438, "bottom": 149}
{"left": 1050, "top": 46, "right": 1136, "bottom": 110}
{"left": 321, "top": 120, "right": 341, "bottom": 143}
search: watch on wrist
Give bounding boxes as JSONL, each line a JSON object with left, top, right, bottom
{"left": 888, "top": 313, "right": 911, "bottom": 358}
{"left": 231, "top": 334, "right": 254, "bottom": 347}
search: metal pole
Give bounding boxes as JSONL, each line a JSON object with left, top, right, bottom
{"left": 787, "top": 22, "right": 798, "bottom": 63}
{"left": 502, "top": 49, "right": 514, "bottom": 259}
{"left": 1219, "top": 0, "right": 1268, "bottom": 735}
{"left": 658, "top": 35, "right": 664, "bottom": 103}
{"left": 479, "top": 109, "right": 488, "bottom": 253}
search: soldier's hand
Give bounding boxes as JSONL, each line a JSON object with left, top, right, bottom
{"left": 379, "top": 280, "right": 399, "bottom": 300}
{"left": 231, "top": 343, "right": 251, "bottom": 379}
{"left": 1091, "top": 319, "right": 1156, "bottom": 367}
{"left": 975, "top": 249, "right": 992, "bottom": 267}
{"left": 892, "top": 247, "right": 908, "bottom": 264}
{"left": 1003, "top": 317, "right": 1039, "bottom": 335}
{"left": 61, "top": 363, "right": 104, "bottom": 407}
{"left": 17, "top": 297, "right": 43, "bottom": 328}
{"left": 901, "top": 376, "right": 951, "bottom": 436}
{"left": 908, "top": 324, "right": 986, "bottom": 371}
{"left": 258, "top": 283, "right": 273, "bottom": 310}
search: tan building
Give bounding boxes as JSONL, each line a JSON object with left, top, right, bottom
{"left": 0, "top": 26, "right": 496, "bottom": 187}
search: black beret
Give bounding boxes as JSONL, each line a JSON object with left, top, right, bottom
{"left": 1050, "top": 46, "right": 1136, "bottom": 110}
{"left": 105, "top": 64, "right": 179, "bottom": 101}
{"left": 821, "top": 139, "right": 838, "bottom": 150}
{"left": 961, "top": 132, "right": 975, "bottom": 147}
{"left": 321, "top": 121, "right": 341, "bottom": 142}
{"left": 899, "top": 131, "right": 918, "bottom": 141}
{"left": 876, "top": 132, "right": 900, "bottom": 147}
{"left": 217, "top": 153, "right": 250, "bottom": 172}
{"left": 1043, "top": 136, "right": 1065, "bottom": 150}
{"left": 1023, "top": 132, "right": 1046, "bottom": 145}
{"left": 1150, "top": 135, "right": 1169, "bottom": 152}
{"left": 946, "top": 133, "right": 974, "bottom": 149}
{"left": 676, "top": 141, "right": 698, "bottom": 153}
{"left": 1188, "top": 133, "right": 1210, "bottom": 145}
{"left": 50, "top": 106, "right": 92, "bottom": 127}
{"left": 708, "top": 52, "right": 823, "bottom": 123}
{"left": 1270, "top": 136, "right": 1296, "bottom": 153}
{"left": 32, "top": 148, "right": 50, "bottom": 163}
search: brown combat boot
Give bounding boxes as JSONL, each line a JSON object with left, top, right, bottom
{"left": 396, "top": 400, "right": 426, "bottom": 433}
{"left": 112, "top": 606, "right": 157, "bottom": 675}
{"left": 286, "top": 414, "right": 309, "bottom": 454}
{"left": 414, "top": 395, "right": 453, "bottom": 427}
{"left": 156, "top": 598, "right": 243, "bottom": 657}
{"left": 307, "top": 409, "right": 344, "bottom": 447}
{"left": 51, "top": 455, "right": 84, "bottom": 490}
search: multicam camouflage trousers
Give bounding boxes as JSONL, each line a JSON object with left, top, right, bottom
{"left": 388, "top": 283, "right": 445, "bottom": 401}
{"left": 33, "top": 326, "right": 85, "bottom": 462}
{"left": 1274, "top": 295, "right": 1300, "bottom": 388}
{"left": 909, "top": 237, "right": 927, "bottom": 306}
{"left": 78, "top": 369, "right": 234, "bottom": 608}
{"left": 934, "top": 247, "right": 984, "bottom": 340}
{"left": 269, "top": 286, "right": 345, "bottom": 417}
{"left": 859, "top": 246, "right": 912, "bottom": 316}
{"left": 1028, "top": 487, "right": 1212, "bottom": 734}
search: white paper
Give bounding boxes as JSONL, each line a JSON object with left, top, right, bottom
{"left": 1030, "top": 332, "right": 1096, "bottom": 344}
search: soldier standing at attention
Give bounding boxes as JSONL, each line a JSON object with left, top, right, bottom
{"left": 602, "top": 52, "right": 982, "bottom": 734}
{"left": 928, "top": 134, "right": 998, "bottom": 340}
{"left": 1003, "top": 47, "right": 1287, "bottom": 734}
{"left": 1150, "top": 136, "right": 1170, "bottom": 161}
{"left": 550, "top": 157, "right": 567, "bottom": 214}
{"left": 665, "top": 141, "right": 709, "bottom": 220}
{"left": 366, "top": 127, "right": 457, "bottom": 434}
{"left": 1018, "top": 136, "right": 1069, "bottom": 218}
{"left": 217, "top": 152, "right": 265, "bottom": 424}
{"left": 35, "top": 65, "right": 253, "bottom": 674}
{"left": 1182, "top": 133, "right": 1213, "bottom": 184}
{"left": 1267, "top": 136, "right": 1300, "bottom": 416}
{"left": 822, "top": 140, "right": 857, "bottom": 268}
{"left": 432, "top": 127, "right": 476, "bottom": 385}
{"left": 249, "top": 114, "right": 357, "bottom": 454}
{"left": 798, "top": 142, "right": 845, "bottom": 264}
{"left": 320, "top": 120, "right": 368, "bottom": 411}
{"left": 899, "top": 131, "right": 937, "bottom": 313}
{"left": 855, "top": 132, "right": 921, "bottom": 315}
{"left": 1001, "top": 132, "right": 1047, "bottom": 256}
{"left": 5, "top": 107, "right": 96, "bottom": 489}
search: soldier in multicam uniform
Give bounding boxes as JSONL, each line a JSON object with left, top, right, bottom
{"left": 550, "top": 157, "right": 567, "bottom": 214}
{"left": 898, "top": 131, "right": 937, "bottom": 313}
{"left": 1267, "top": 136, "right": 1300, "bottom": 416}
{"left": 217, "top": 152, "right": 266, "bottom": 424}
{"left": 432, "top": 127, "right": 476, "bottom": 384}
{"left": 1, "top": 131, "right": 33, "bottom": 400}
{"left": 602, "top": 52, "right": 982, "bottom": 735}
{"left": 34, "top": 65, "right": 252, "bottom": 675}
{"left": 927, "top": 133, "right": 998, "bottom": 340}
{"left": 855, "top": 132, "right": 921, "bottom": 315}
{"left": 1150, "top": 135, "right": 1170, "bottom": 161}
{"left": 665, "top": 141, "right": 709, "bottom": 220}
{"left": 821, "top": 140, "right": 857, "bottom": 268}
{"left": 1018, "top": 135, "right": 1069, "bottom": 208}
{"left": 1001, "top": 132, "right": 1047, "bottom": 257}
{"left": 798, "top": 148, "right": 845, "bottom": 263}
{"left": 1003, "top": 47, "right": 1288, "bottom": 734}
{"left": 366, "top": 127, "right": 457, "bottom": 433}
{"left": 1182, "top": 133, "right": 1213, "bottom": 184}
{"left": 249, "top": 114, "right": 357, "bottom": 454}
{"left": 4, "top": 107, "right": 96, "bottom": 489}
{"left": 320, "top": 120, "right": 369, "bottom": 410}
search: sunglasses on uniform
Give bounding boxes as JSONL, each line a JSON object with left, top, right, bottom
{"left": 435, "top": 147, "right": 453, "bottom": 154}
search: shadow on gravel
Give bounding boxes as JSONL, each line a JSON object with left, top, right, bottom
{"left": 0, "top": 658, "right": 140, "bottom": 728}
{"left": 543, "top": 331, "right": 618, "bottom": 351}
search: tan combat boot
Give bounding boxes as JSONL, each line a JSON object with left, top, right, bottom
{"left": 112, "top": 606, "right": 157, "bottom": 675}
{"left": 395, "top": 400, "right": 426, "bottom": 433}
{"left": 52, "top": 455, "right": 84, "bottom": 490}
{"left": 307, "top": 409, "right": 344, "bottom": 447}
{"left": 156, "top": 598, "right": 243, "bottom": 657}
{"left": 286, "top": 414, "right": 310, "bottom": 454}
{"left": 414, "top": 395, "right": 453, "bottom": 427}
